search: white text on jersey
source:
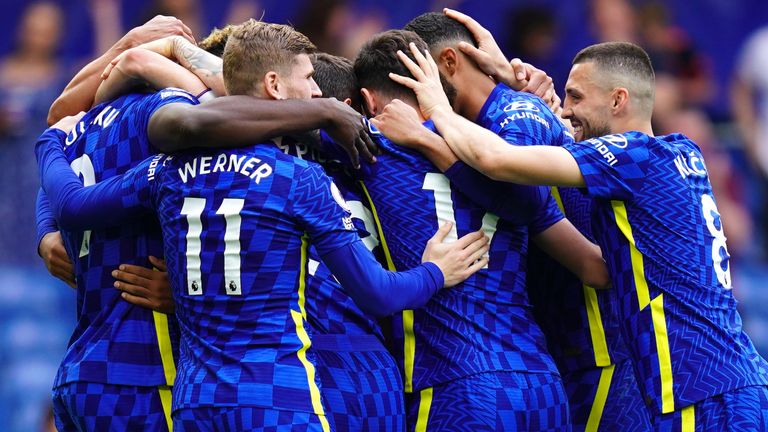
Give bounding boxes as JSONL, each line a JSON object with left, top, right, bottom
{"left": 178, "top": 153, "right": 273, "bottom": 184}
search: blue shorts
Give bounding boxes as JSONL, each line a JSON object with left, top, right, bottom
{"left": 653, "top": 385, "right": 768, "bottom": 431}
{"left": 313, "top": 334, "right": 405, "bottom": 432}
{"left": 174, "top": 406, "right": 328, "bottom": 432}
{"left": 406, "top": 371, "right": 569, "bottom": 431}
{"left": 562, "top": 359, "right": 651, "bottom": 431}
{"left": 52, "top": 382, "right": 172, "bottom": 431}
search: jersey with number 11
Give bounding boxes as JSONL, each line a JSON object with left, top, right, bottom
{"left": 562, "top": 131, "right": 768, "bottom": 415}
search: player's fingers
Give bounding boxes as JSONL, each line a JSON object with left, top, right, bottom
{"left": 117, "top": 263, "right": 156, "bottom": 280}
{"left": 52, "top": 268, "right": 76, "bottom": 288}
{"left": 360, "top": 128, "right": 379, "bottom": 160}
{"left": 178, "top": 21, "right": 196, "bottom": 44}
{"left": 396, "top": 50, "right": 426, "bottom": 82}
{"left": 457, "top": 42, "right": 488, "bottom": 65}
{"left": 112, "top": 268, "right": 150, "bottom": 286}
{"left": 389, "top": 72, "right": 419, "bottom": 90}
{"left": 356, "top": 136, "right": 376, "bottom": 164}
{"left": 454, "top": 229, "right": 484, "bottom": 248}
{"left": 148, "top": 256, "right": 167, "bottom": 272}
{"left": 444, "top": 8, "right": 490, "bottom": 41}
{"left": 464, "top": 256, "right": 489, "bottom": 275}
{"left": 509, "top": 58, "right": 527, "bottom": 82}
{"left": 430, "top": 222, "right": 454, "bottom": 244}
{"left": 408, "top": 43, "right": 432, "bottom": 78}
{"left": 114, "top": 280, "right": 151, "bottom": 298}
{"left": 425, "top": 48, "right": 441, "bottom": 77}
{"left": 465, "top": 240, "right": 490, "bottom": 264}
{"left": 119, "top": 291, "right": 155, "bottom": 310}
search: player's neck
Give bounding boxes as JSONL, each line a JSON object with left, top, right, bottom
{"left": 455, "top": 75, "right": 496, "bottom": 120}
{"left": 618, "top": 118, "right": 654, "bottom": 137}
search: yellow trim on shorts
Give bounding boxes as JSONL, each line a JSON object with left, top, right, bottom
{"left": 585, "top": 364, "right": 615, "bottom": 432}
{"left": 414, "top": 387, "right": 434, "bottom": 432}
{"left": 292, "top": 235, "right": 331, "bottom": 432}
{"left": 359, "top": 181, "right": 420, "bottom": 393}
{"left": 681, "top": 404, "right": 695, "bottom": 432}
{"left": 157, "top": 385, "right": 173, "bottom": 430}
{"left": 612, "top": 201, "right": 675, "bottom": 413}
{"left": 152, "top": 309, "right": 177, "bottom": 387}
{"left": 551, "top": 187, "right": 612, "bottom": 367}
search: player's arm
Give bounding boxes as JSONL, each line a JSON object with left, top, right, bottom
{"left": 48, "top": 15, "right": 195, "bottom": 125}
{"left": 35, "top": 122, "right": 153, "bottom": 231}
{"left": 36, "top": 190, "right": 76, "bottom": 288}
{"left": 371, "top": 99, "right": 550, "bottom": 224}
{"left": 109, "top": 35, "right": 225, "bottom": 97}
{"left": 390, "top": 42, "right": 584, "bottom": 186}
{"left": 93, "top": 48, "right": 208, "bottom": 106}
{"left": 320, "top": 225, "right": 489, "bottom": 317}
{"left": 532, "top": 218, "right": 610, "bottom": 289}
{"left": 147, "top": 97, "right": 376, "bottom": 167}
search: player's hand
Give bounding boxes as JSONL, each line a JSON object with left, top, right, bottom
{"left": 444, "top": 8, "right": 523, "bottom": 87}
{"left": 121, "top": 15, "right": 195, "bottom": 49}
{"left": 369, "top": 99, "right": 433, "bottom": 149}
{"left": 39, "top": 231, "right": 76, "bottom": 289}
{"left": 422, "top": 222, "right": 490, "bottom": 287}
{"left": 112, "top": 256, "right": 174, "bottom": 314}
{"left": 323, "top": 98, "right": 378, "bottom": 168}
{"left": 389, "top": 43, "right": 453, "bottom": 119}
{"left": 518, "top": 62, "right": 559, "bottom": 110}
{"left": 50, "top": 112, "right": 85, "bottom": 133}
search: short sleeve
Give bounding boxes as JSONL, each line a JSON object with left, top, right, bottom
{"left": 563, "top": 133, "right": 650, "bottom": 201}
{"left": 290, "top": 164, "right": 359, "bottom": 255}
{"left": 528, "top": 193, "right": 565, "bottom": 235}
{"left": 130, "top": 88, "right": 200, "bottom": 150}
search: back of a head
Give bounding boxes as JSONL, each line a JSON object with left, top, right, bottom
{"left": 313, "top": 53, "right": 360, "bottom": 109}
{"left": 573, "top": 41, "right": 655, "bottom": 116}
{"left": 199, "top": 24, "right": 235, "bottom": 57}
{"left": 223, "top": 19, "right": 317, "bottom": 96}
{"left": 354, "top": 29, "right": 428, "bottom": 102}
{"left": 403, "top": 12, "right": 477, "bottom": 52}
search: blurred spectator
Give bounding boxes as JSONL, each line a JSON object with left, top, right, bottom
{"left": 503, "top": 7, "right": 570, "bottom": 92}
{"left": 139, "top": 0, "right": 205, "bottom": 39}
{"left": 638, "top": 1, "right": 714, "bottom": 107}
{"left": 0, "top": 1, "right": 67, "bottom": 266}
{"left": 732, "top": 25, "right": 768, "bottom": 255}
{"left": 295, "top": 0, "right": 386, "bottom": 59}
{"left": 590, "top": 0, "right": 638, "bottom": 43}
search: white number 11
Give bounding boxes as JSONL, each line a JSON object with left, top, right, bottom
{"left": 180, "top": 197, "right": 245, "bottom": 295}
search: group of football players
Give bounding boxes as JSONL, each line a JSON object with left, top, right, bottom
{"left": 33, "top": 7, "right": 768, "bottom": 432}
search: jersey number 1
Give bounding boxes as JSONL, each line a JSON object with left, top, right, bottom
{"left": 181, "top": 197, "right": 244, "bottom": 296}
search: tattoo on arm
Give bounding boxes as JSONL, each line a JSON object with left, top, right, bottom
{"left": 173, "top": 38, "right": 225, "bottom": 94}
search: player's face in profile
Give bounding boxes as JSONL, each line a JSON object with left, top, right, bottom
{"left": 562, "top": 62, "right": 612, "bottom": 141}
{"left": 282, "top": 54, "right": 322, "bottom": 100}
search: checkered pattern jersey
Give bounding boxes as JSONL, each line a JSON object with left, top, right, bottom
{"left": 359, "top": 113, "right": 563, "bottom": 393}
{"left": 52, "top": 382, "right": 171, "bottom": 432}
{"left": 563, "top": 131, "right": 768, "bottom": 415}
{"left": 406, "top": 371, "right": 569, "bottom": 431}
{"left": 53, "top": 89, "right": 197, "bottom": 388}
{"left": 526, "top": 185, "right": 629, "bottom": 372}
{"left": 276, "top": 138, "right": 385, "bottom": 339}
{"left": 120, "top": 143, "right": 359, "bottom": 414}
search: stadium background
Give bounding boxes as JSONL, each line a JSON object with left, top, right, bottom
{"left": 0, "top": 0, "right": 766, "bottom": 430}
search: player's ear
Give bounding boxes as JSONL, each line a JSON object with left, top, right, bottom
{"left": 611, "top": 87, "right": 630, "bottom": 114}
{"left": 439, "top": 47, "right": 458, "bottom": 77}
{"left": 360, "top": 87, "right": 377, "bottom": 117}
{"left": 263, "top": 71, "right": 282, "bottom": 100}
{"left": 343, "top": 97, "right": 353, "bottom": 106}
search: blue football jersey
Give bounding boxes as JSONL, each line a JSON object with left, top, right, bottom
{"left": 120, "top": 143, "right": 360, "bottom": 415}
{"left": 276, "top": 137, "right": 385, "bottom": 341}
{"left": 54, "top": 89, "right": 197, "bottom": 388}
{"left": 527, "top": 186, "right": 629, "bottom": 372}
{"left": 359, "top": 116, "right": 563, "bottom": 393}
{"left": 563, "top": 131, "right": 768, "bottom": 414}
